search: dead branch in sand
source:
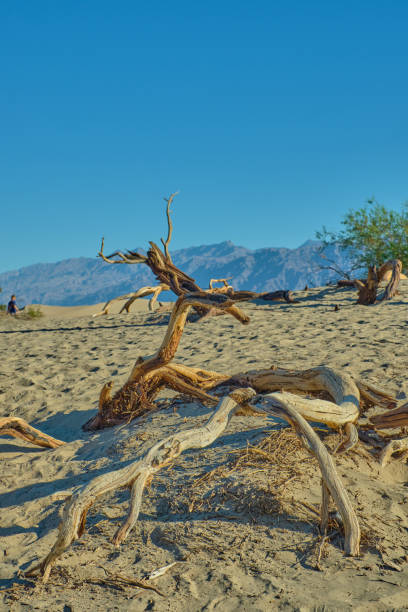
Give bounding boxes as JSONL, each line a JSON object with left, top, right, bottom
{"left": 378, "top": 437, "right": 408, "bottom": 467}
{"left": 92, "top": 284, "right": 169, "bottom": 317}
{"left": 260, "top": 290, "right": 299, "bottom": 304}
{"left": 26, "top": 388, "right": 360, "bottom": 583}
{"left": 0, "top": 417, "right": 64, "bottom": 449}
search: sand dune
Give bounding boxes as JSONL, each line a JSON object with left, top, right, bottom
{"left": 1, "top": 285, "right": 408, "bottom": 610}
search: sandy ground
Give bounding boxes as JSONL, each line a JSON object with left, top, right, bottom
{"left": 1, "top": 286, "right": 408, "bottom": 611}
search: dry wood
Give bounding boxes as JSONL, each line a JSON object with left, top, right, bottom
{"left": 0, "top": 417, "right": 64, "bottom": 449}
{"left": 26, "top": 387, "right": 359, "bottom": 582}
{"left": 242, "top": 366, "right": 361, "bottom": 426}
{"left": 369, "top": 401, "right": 408, "bottom": 429}
{"left": 84, "top": 291, "right": 256, "bottom": 430}
{"left": 338, "top": 259, "right": 405, "bottom": 303}
{"left": 379, "top": 259, "right": 402, "bottom": 300}
{"left": 93, "top": 284, "right": 170, "bottom": 317}
{"left": 355, "top": 266, "right": 378, "bottom": 304}
{"left": 260, "top": 290, "right": 299, "bottom": 304}
{"left": 262, "top": 392, "right": 360, "bottom": 554}
{"left": 356, "top": 381, "right": 397, "bottom": 410}
{"left": 378, "top": 437, "right": 408, "bottom": 467}
{"left": 160, "top": 192, "right": 178, "bottom": 261}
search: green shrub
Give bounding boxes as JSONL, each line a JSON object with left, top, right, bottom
{"left": 316, "top": 198, "right": 408, "bottom": 272}
{"left": 24, "top": 306, "right": 44, "bottom": 319}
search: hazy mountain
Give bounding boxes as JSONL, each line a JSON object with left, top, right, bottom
{"left": 0, "top": 241, "right": 353, "bottom": 306}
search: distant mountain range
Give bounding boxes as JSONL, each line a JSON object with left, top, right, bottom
{"left": 0, "top": 240, "right": 353, "bottom": 307}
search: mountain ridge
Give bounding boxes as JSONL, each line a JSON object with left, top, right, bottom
{"left": 0, "top": 241, "right": 352, "bottom": 307}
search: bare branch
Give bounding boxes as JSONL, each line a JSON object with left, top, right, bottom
{"left": 98, "top": 237, "right": 147, "bottom": 265}
{"left": 0, "top": 417, "right": 65, "bottom": 449}
{"left": 160, "top": 192, "right": 179, "bottom": 262}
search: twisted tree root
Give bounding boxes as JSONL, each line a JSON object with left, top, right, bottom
{"left": 26, "top": 388, "right": 360, "bottom": 583}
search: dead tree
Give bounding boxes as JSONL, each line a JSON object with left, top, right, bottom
{"left": 27, "top": 388, "right": 360, "bottom": 583}
{"left": 95, "top": 193, "right": 299, "bottom": 317}
{"left": 84, "top": 282, "right": 397, "bottom": 434}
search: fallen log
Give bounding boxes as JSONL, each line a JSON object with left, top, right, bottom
{"left": 259, "top": 290, "right": 299, "bottom": 304}
{"left": 26, "top": 388, "right": 360, "bottom": 583}
{"left": 0, "top": 417, "right": 64, "bottom": 449}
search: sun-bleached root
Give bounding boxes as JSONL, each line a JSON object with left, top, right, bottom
{"left": 26, "top": 388, "right": 360, "bottom": 582}
{"left": 378, "top": 438, "right": 408, "bottom": 467}
{"left": 242, "top": 366, "right": 361, "bottom": 427}
{"left": 0, "top": 417, "right": 65, "bottom": 449}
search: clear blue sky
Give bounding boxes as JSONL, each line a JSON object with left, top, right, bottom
{"left": 1, "top": 1, "right": 407, "bottom": 273}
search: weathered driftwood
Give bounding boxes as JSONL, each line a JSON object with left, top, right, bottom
{"left": 84, "top": 291, "right": 256, "bottom": 430}
{"left": 209, "top": 278, "right": 233, "bottom": 292}
{"left": 26, "top": 388, "right": 360, "bottom": 582}
{"left": 355, "top": 266, "right": 378, "bottom": 304}
{"left": 93, "top": 284, "right": 169, "bottom": 317}
{"left": 0, "top": 417, "right": 64, "bottom": 449}
{"left": 241, "top": 366, "right": 360, "bottom": 426}
{"left": 370, "top": 401, "right": 408, "bottom": 429}
{"left": 378, "top": 437, "right": 408, "bottom": 467}
{"left": 379, "top": 259, "right": 402, "bottom": 301}
{"left": 260, "top": 290, "right": 299, "bottom": 304}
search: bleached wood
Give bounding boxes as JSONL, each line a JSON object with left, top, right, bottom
{"left": 26, "top": 388, "right": 360, "bottom": 582}
{"left": 92, "top": 285, "right": 169, "bottom": 318}
{"left": 245, "top": 366, "right": 360, "bottom": 427}
{"left": 0, "top": 417, "right": 64, "bottom": 449}
{"left": 380, "top": 259, "right": 402, "bottom": 301}
{"left": 262, "top": 392, "right": 360, "bottom": 555}
{"left": 370, "top": 401, "right": 408, "bottom": 429}
{"left": 378, "top": 437, "right": 408, "bottom": 467}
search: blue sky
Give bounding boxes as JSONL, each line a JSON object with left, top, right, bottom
{"left": 1, "top": 1, "right": 407, "bottom": 273}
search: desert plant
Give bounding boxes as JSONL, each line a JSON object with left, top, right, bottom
{"left": 24, "top": 306, "right": 43, "bottom": 319}
{"left": 316, "top": 198, "right": 408, "bottom": 273}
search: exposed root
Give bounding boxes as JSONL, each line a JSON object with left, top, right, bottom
{"left": 0, "top": 417, "right": 65, "bottom": 449}
{"left": 26, "top": 388, "right": 360, "bottom": 582}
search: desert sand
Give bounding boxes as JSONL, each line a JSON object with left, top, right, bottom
{"left": 1, "top": 285, "right": 408, "bottom": 611}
